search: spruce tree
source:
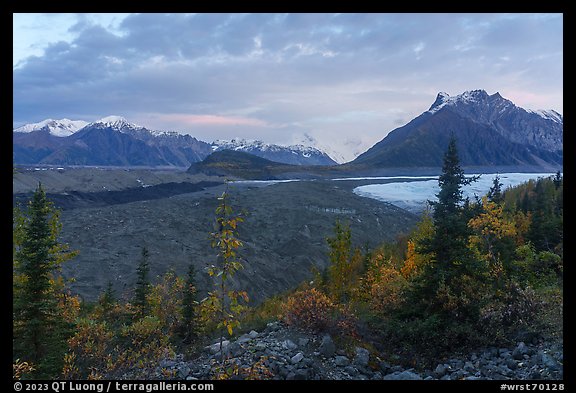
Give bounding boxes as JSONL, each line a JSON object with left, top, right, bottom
{"left": 181, "top": 263, "right": 198, "bottom": 343}
{"left": 98, "top": 281, "right": 117, "bottom": 317}
{"left": 427, "top": 137, "right": 478, "bottom": 285}
{"left": 410, "top": 137, "right": 483, "bottom": 319}
{"left": 133, "top": 247, "right": 151, "bottom": 318}
{"left": 326, "top": 220, "right": 352, "bottom": 301}
{"left": 13, "top": 183, "right": 77, "bottom": 378}
{"left": 487, "top": 175, "right": 504, "bottom": 204}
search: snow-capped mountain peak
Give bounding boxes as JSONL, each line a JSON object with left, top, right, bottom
{"left": 211, "top": 138, "right": 337, "bottom": 166}
{"left": 13, "top": 118, "right": 89, "bottom": 137}
{"left": 90, "top": 115, "right": 143, "bottom": 131}
{"left": 427, "top": 90, "right": 563, "bottom": 127}
{"left": 428, "top": 89, "right": 500, "bottom": 114}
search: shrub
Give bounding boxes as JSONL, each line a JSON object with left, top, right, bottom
{"left": 283, "top": 288, "right": 336, "bottom": 332}
{"left": 282, "top": 287, "right": 358, "bottom": 337}
{"left": 479, "top": 282, "right": 544, "bottom": 334}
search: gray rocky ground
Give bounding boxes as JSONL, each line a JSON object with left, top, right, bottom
{"left": 147, "top": 321, "right": 563, "bottom": 380}
{"left": 13, "top": 168, "right": 419, "bottom": 304}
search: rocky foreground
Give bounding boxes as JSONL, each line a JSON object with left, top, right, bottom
{"left": 150, "top": 321, "right": 563, "bottom": 381}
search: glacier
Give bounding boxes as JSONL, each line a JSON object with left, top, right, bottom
{"left": 353, "top": 173, "right": 557, "bottom": 213}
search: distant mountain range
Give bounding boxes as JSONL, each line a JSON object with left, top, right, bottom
{"left": 13, "top": 116, "right": 335, "bottom": 167}
{"left": 14, "top": 90, "right": 563, "bottom": 173}
{"left": 211, "top": 139, "right": 336, "bottom": 166}
{"left": 349, "top": 90, "right": 562, "bottom": 170}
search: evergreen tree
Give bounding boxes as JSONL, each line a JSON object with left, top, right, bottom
{"left": 326, "top": 220, "right": 352, "bottom": 301}
{"left": 553, "top": 170, "right": 562, "bottom": 190}
{"left": 487, "top": 175, "right": 504, "bottom": 204}
{"left": 133, "top": 247, "right": 151, "bottom": 318}
{"left": 425, "top": 137, "right": 479, "bottom": 287}
{"left": 13, "top": 183, "right": 77, "bottom": 378}
{"left": 528, "top": 178, "right": 561, "bottom": 251}
{"left": 98, "top": 281, "right": 117, "bottom": 315}
{"left": 181, "top": 263, "right": 199, "bottom": 343}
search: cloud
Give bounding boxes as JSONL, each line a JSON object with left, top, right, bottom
{"left": 13, "top": 13, "right": 563, "bottom": 160}
{"left": 153, "top": 114, "right": 268, "bottom": 127}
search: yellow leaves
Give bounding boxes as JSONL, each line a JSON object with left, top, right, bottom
{"left": 13, "top": 359, "right": 36, "bottom": 380}
{"left": 400, "top": 240, "right": 418, "bottom": 279}
{"left": 368, "top": 264, "right": 407, "bottom": 315}
{"left": 468, "top": 197, "right": 517, "bottom": 241}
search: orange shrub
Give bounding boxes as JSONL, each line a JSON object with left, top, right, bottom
{"left": 283, "top": 288, "right": 337, "bottom": 332}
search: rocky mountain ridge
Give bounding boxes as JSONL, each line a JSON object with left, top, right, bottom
{"left": 351, "top": 90, "right": 562, "bottom": 170}
{"left": 13, "top": 116, "right": 335, "bottom": 167}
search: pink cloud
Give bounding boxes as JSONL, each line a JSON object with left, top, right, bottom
{"left": 156, "top": 113, "right": 268, "bottom": 127}
{"left": 503, "top": 90, "right": 563, "bottom": 112}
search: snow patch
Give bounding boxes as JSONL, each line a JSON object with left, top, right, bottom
{"left": 526, "top": 109, "right": 563, "bottom": 124}
{"left": 90, "top": 115, "right": 143, "bottom": 131}
{"left": 14, "top": 118, "right": 88, "bottom": 137}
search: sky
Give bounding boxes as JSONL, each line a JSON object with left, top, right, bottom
{"left": 13, "top": 13, "right": 563, "bottom": 162}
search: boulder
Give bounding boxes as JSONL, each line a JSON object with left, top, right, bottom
{"left": 353, "top": 347, "right": 370, "bottom": 367}
{"left": 512, "top": 342, "right": 530, "bottom": 360}
{"left": 291, "top": 352, "right": 304, "bottom": 364}
{"left": 319, "top": 335, "right": 336, "bottom": 358}
{"left": 383, "top": 371, "right": 422, "bottom": 380}
{"left": 335, "top": 356, "right": 350, "bottom": 367}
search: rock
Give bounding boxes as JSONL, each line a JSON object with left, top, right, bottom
{"left": 371, "top": 371, "right": 383, "bottom": 380}
{"left": 344, "top": 366, "right": 359, "bottom": 376}
{"left": 379, "top": 361, "right": 391, "bottom": 374}
{"left": 506, "top": 358, "right": 518, "bottom": 370}
{"left": 255, "top": 342, "right": 267, "bottom": 352}
{"left": 434, "top": 364, "right": 447, "bottom": 378}
{"left": 390, "top": 365, "right": 404, "bottom": 373}
{"left": 512, "top": 342, "right": 530, "bottom": 360}
{"left": 228, "top": 342, "right": 245, "bottom": 357}
{"left": 205, "top": 340, "right": 230, "bottom": 355}
{"left": 287, "top": 369, "right": 309, "bottom": 380}
{"left": 529, "top": 369, "right": 542, "bottom": 380}
{"left": 159, "top": 359, "right": 176, "bottom": 369}
{"left": 335, "top": 356, "right": 350, "bottom": 367}
{"left": 353, "top": 347, "right": 370, "bottom": 367}
{"left": 360, "top": 368, "right": 374, "bottom": 378}
{"left": 266, "top": 321, "right": 281, "bottom": 332}
{"left": 298, "top": 338, "right": 310, "bottom": 347}
{"left": 177, "top": 365, "right": 191, "bottom": 379}
{"left": 291, "top": 352, "right": 304, "bottom": 364}
{"left": 248, "top": 330, "right": 259, "bottom": 339}
{"left": 465, "top": 376, "right": 483, "bottom": 380}
{"left": 236, "top": 334, "right": 252, "bottom": 344}
{"left": 383, "top": 371, "right": 422, "bottom": 380}
{"left": 282, "top": 339, "right": 298, "bottom": 351}
{"left": 319, "top": 335, "right": 336, "bottom": 358}
{"left": 541, "top": 353, "right": 561, "bottom": 371}
{"left": 424, "top": 375, "right": 434, "bottom": 380}
{"left": 450, "top": 359, "right": 464, "bottom": 369}
{"left": 464, "top": 361, "right": 475, "bottom": 373}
